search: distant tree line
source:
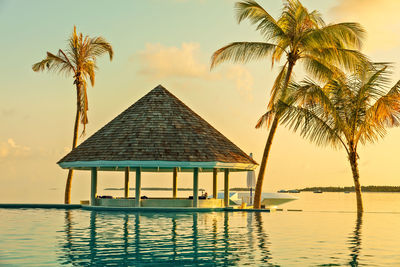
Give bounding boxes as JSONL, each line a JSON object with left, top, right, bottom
{"left": 298, "top": 186, "right": 400, "bottom": 192}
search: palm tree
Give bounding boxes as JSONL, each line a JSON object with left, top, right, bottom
{"left": 211, "top": 0, "right": 367, "bottom": 208}
{"left": 32, "top": 26, "right": 113, "bottom": 204}
{"left": 278, "top": 64, "right": 400, "bottom": 212}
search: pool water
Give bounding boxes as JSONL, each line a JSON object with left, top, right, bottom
{"left": 1, "top": 207, "right": 400, "bottom": 266}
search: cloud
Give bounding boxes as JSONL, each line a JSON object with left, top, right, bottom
{"left": 330, "top": 0, "right": 400, "bottom": 52}
{"left": 226, "top": 65, "right": 254, "bottom": 101}
{"left": 135, "top": 42, "right": 254, "bottom": 100}
{"left": 0, "top": 138, "right": 31, "bottom": 159}
{"left": 1, "top": 108, "right": 15, "bottom": 117}
{"left": 136, "top": 43, "right": 216, "bottom": 79}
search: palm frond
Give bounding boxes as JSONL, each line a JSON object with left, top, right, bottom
{"left": 79, "top": 79, "right": 89, "bottom": 136}
{"left": 279, "top": 101, "right": 346, "bottom": 149}
{"left": 268, "top": 64, "right": 288, "bottom": 110}
{"left": 32, "top": 59, "right": 51, "bottom": 72}
{"left": 235, "top": 0, "right": 285, "bottom": 40}
{"left": 255, "top": 109, "right": 275, "bottom": 129}
{"left": 32, "top": 51, "right": 74, "bottom": 75}
{"left": 305, "top": 48, "right": 370, "bottom": 73}
{"left": 319, "top": 22, "right": 365, "bottom": 49}
{"left": 210, "top": 42, "right": 276, "bottom": 69}
{"left": 84, "top": 61, "right": 96, "bottom": 86}
{"left": 308, "top": 10, "right": 325, "bottom": 27}
{"left": 364, "top": 80, "right": 400, "bottom": 127}
{"left": 89, "top": 36, "right": 114, "bottom": 60}
{"left": 32, "top": 25, "right": 113, "bottom": 136}
{"left": 301, "top": 55, "right": 345, "bottom": 82}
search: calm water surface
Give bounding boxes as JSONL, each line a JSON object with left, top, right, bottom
{"left": 1, "top": 193, "right": 400, "bottom": 266}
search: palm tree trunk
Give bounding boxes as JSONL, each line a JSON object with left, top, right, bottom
{"left": 253, "top": 60, "right": 295, "bottom": 209}
{"left": 64, "top": 84, "right": 81, "bottom": 204}
{"left": 253, "top": 116, "right": 279, "bottom": 208}
{"left": 349, "top": 150, "right": 363, "bottom": 213}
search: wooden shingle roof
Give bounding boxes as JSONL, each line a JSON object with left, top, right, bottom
{"left": 58, "top": 85, "right": 257, "bottom": 172}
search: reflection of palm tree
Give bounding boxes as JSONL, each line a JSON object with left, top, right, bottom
{"left": 171, "top": 217, "right": 177, "bottom": 262}
{"left": 58, "top": 212, "right": 250, "bottom": 265}
{"left": 89, "top": 211, "right": 97, "bottom": 265}
{"left": 246, "top": 212, "right": 256, "bottom": 256}
{"left": 223, "top": 212, "right": 229, "bottom": 266}
{"left": 254, "top": 212, "right": 272, "bottom": 263}
{"left": 60, "top": 210, "right": 74, "bottom": 265}
{"left": 123, "top": 214, "right": 129, "bottom": 266}
{"left": 212, "top": 217, "right": 218, "bottom": 263}
{"left": 134, "top": 213, "right": 140, "bottom": 262}
{"left": 192, "top": 213, "right": 199, "bottom": 263}
{"left": 348, "top": 212, "right": 363, "bottom": 266}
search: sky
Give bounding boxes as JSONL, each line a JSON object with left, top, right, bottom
{"left": 1, "top": 0, "right": 400, "bottom": 203}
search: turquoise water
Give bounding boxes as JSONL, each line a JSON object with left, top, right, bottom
{"left": 1, "top": 193, "right": 400, "bottom": 266}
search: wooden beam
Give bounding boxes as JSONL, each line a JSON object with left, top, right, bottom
{"left": 90, "top": 167, "right": 97, "bottom": 206}
{"left": 173, "top": 167, "right": 178, "bottom": 198}
{"left": 124, "top": 167, "right": 130, "bottom": 198}
{"left": 224, "top": 169, "right": 229, "bottom": 207}
{"left": 193, "top": 168, "right": 199, "bottom": 207}
{"left": 212, "top": 168, "right": 218, "bottom": 199}
{"left": 135, "top": 167, "right": 141, "bottom": 207}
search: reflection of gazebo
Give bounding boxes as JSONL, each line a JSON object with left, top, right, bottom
{"left": 58, "top": 85, "right": 257, "bottom": 208}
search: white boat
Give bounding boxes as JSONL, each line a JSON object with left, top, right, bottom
{"left": 259, "top": 192, "right": 298, "bottom": 208}
{"left": 215, "top": 192, "right": 241, "bottom": 205}
{"left": 277, "top": 189, "right": 289, "bottom": 193}
{"left": 217, "top": 192, "right": 298, "bottom": 207}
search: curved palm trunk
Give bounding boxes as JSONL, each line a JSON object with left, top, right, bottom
{"left": 253, "top": 61, "right": 295, "bottom": 209}
{"left": 64, "top": 84, "right": 81, "bottom": 204}
{"left": 253, "top": 116, "right": 279, "bottom": 208}
{"left": 349, "top": 150, "right": 363, "bottom": 213}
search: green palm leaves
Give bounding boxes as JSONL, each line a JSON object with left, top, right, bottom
{"left": 280, "top": 65, "right": 400, "bottom": 212}
{"left": 282, "top": 65, "right": 400, "bottom": 149}
{"left": 211, "top": 0, "right": 368, "bottom": 209}
{"left": 33, "top": 26, "right": 113, "bottom": 134}
{"left": 212, "top": 0, "right": 368, "bottom": 115}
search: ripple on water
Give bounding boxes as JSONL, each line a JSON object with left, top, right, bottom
{"left": 0, "top": 209, "right": 400, "bottom": 266}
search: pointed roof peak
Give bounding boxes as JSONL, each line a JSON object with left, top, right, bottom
{"left": 151, "top": 84, "right": 168, "bottom": 92}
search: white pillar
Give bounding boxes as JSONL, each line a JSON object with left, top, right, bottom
{"left": 91, "top": 167, "right": 98, "bottom": 206}
{"left": 212, "top": 168, "right": 218, "bottom": 199}
{"left": 193, "top": 168, "right": 199, "bottom": 207}
{"left": 224, "top": 169, "right": 229, "bottom": 207}
{"left": 124, "top": 167, "right": 130, "bottom": 198}
{"left": 135, "top": 167, "right": 141, "bottom": 207}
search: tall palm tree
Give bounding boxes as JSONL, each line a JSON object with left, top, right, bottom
{"left": 32, "top": 26, "right": 113, "bottom": 204}
{"left": 278, "top": 64, "right": 400, "bottom": 212}
{"left": 211, "top": 0, "right": 367, "bottom": 208}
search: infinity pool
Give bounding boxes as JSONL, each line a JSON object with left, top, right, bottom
{"left": 1, "top": 208, "right": 400, "bottom": 266}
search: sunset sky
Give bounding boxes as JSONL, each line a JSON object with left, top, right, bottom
{"left": 1, "top": 0, "right": 400, "bottom": 203}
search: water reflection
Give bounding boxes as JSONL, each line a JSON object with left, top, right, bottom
{"left": 254, "top": 212, "right": 272, "bottom": 262}
{"left": 58, "top": 210, "right": 370, "bottom": 266}
{"left": 58, "top": 210, "right": 276, "bottom": 266}
{"left": 348, "top": 212, "right": 363, "bottom": 266}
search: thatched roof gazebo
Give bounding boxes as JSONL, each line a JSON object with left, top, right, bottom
{"left": 58, "top": 85, "right": 257, "bottom": 208}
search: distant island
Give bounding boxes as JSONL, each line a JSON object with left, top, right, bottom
{"left": 296, "top": 186, "right": 400, "bottom": 192}
{"left": 105, "top": 186, "right": 400, "bottom": 192}
{"left": 229, "top": 186, "right": 400, "bottom": 192}
{"left": 105, "top": 187, "right": 205, "bottom": 191}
